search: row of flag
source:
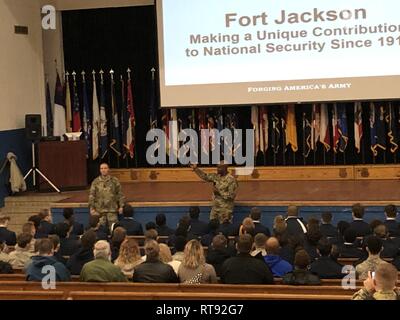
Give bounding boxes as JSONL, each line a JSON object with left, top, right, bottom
{"left": 45, "top": 68, "right": 136, "bottom": 160}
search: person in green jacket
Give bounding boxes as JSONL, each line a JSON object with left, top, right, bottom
{"left": 80, "top": 240, "right": 127, "bottom": 282}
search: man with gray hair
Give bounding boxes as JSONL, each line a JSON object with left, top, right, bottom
{"left": 133, "top": 240, "right": 178, "bottom": 283}
{"left": 80, "top": 240, "right": 127, "bottom": 282}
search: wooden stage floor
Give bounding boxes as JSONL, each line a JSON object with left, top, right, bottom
{"left": 53, "top": 179, "right": 400, "bottom": 207}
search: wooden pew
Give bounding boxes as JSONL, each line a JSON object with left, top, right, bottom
{"left": 0, "top": 290, "right": 64, "bottom": 300}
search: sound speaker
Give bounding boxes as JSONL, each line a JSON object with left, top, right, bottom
{"left": 25, "top": 114, "right": 42, "bottom": 141}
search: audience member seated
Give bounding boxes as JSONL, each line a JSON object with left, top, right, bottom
{"left": 279, "top": 234, "right": 304, "bottom": 265}
{"left": 220, "top": 234, "right": 274, "bottom": 284}
{"left": 80, "top": 240, "right": 127, "bottom": 282}
{"left": 238, "top": 217, "right": 255, "bottom": 237}
{"left": 384, "top": 204, "right": 400, "bottom": 238}
{"left": 306, "top": 217, "right": 320, "bottom": 229}
{"left": 48, "top": 235, "right": 67, "bottom": 265}
{"left": 133, "top": 240, "right": 178, "bottom": 283}
{"left": 264, "top": 237, "right": 292, "bottom": 277}
{"left": 206, "top": 234, "right": 233, "bottom": 277}
{"left": 352, "top": 263, "right": 400, "bottom": 300}
{"left": 145, "top": 221, "right": 157, "bottom": 231}
{"left": 28, "top": 215, "right": 42, "bottom": 239}
{"left": 310, "top": 238, "right": 344, "bottom": 279}
{"left": 304, "top": 224, "right": 322, "bottom": 262}
{"left": 338, "top": 228, "right": 365, "bottom": 259}
{"left": 372, "top": 224, "right": 399, "bottom": 258}
{"left": 282, "top": 249, "right": 321, "bottom": 285}
{"left": 110, "top": 227, "right": 127, "bottom": 262}
{"left": 21, "top": 222, "right": 36, "bottom": 253}
{"left": 249, "top": 207, "right": 270, "bottom": 236}
{"left": 178, "top": 239, "right": 217, "bottom": 283}
{"left": 159, "top": 243, "right": 181, "bottom": 275}
{"left": 9, "top": 233, "right": 33, "bottom": 269}
{"left": 55, "top": 222, "right": 81, "bottom": 256}
{"left": 37, "top": 209, "right": 55, "bottom": 237}
{"left": 251, "top": 233, "right": 268, "bottom": 258}
{"left": 188, "top": 206, "right": 209, "bottom": 237}
{"left": 87, "top": 215, "right": 108, "bottom": 241}
{"left": 26, "top": 238, "right": 70, "bottom": 281}
{"left": 217, "top": 218, "right": 239, "bottom": 237}
{"left": 0, "top": 242, "right": 11, "bottom": 263}
{"left": 0, "top": 214, "right": 16, "bottom": 245}
{"left": 335, "top": 220, "right": 350, "bottom": 246}
{"left": 114, "top": 238, "right": 143, "bottom": 279}
{"left": 67, "top": 230, "right": 96, "bottom": 275}
{"left": 112, "top": 204, "right": 143, "bottom": 236}
{"left": 356, "top": 236, "right": 389, "bottom": 280}
{"left": 320, "top": 212, "right": 337, "bottom": 239}
{"left": 272, "top": 215, "right": 288, "bottom": 243}
{"left": 155, "top": 213, "right": 174, "bottom": 236}
{"left": 63, "top": 208, "right": 84, "bottom": 236}
{"left": 285, "top": 206, "right": 307, "bottom": 237}
{"left": 168, "top": 217, "right": 195, "bottom": 247}
{"left": 201, "top": 219, "right": 220, "bottom": 247}
{"left": 349, "top": 203, "right": 372, "bottom": 237}
{"left": 172, "top": 236, "right": 187, "bottom": 262}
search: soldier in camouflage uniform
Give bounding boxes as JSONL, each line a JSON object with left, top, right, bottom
{"left": 191, "top": 163, "right": 238, "bottom": 223}
{"left": 88, "top": 163, "right": 125, "bottom": 231}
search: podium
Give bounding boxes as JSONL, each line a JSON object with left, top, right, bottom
{"left": 38, "top": 140, "right": 87, "bottom": 191}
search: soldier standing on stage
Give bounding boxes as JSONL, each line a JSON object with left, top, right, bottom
{"left": 190, "top": 162, "right": 238, "bottom": 223}
{"left": 88, "top": 162, "right": 125, "bottom": 230}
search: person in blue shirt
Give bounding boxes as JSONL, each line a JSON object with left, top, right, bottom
{"left": 264, "top": 236, "right": 292, "bottom": 277}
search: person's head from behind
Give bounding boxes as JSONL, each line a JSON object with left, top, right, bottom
{"left": 118, "top": 238, "right": 141, "bottom": 264}
{"left": 384, "top": 204, "right": 397, "bottom": 219}
{"left": 63, "top": 208, "right": 74, "bottom": 222}
{"left": 287, "top": 205, "right": 298, "bottom": 217}
{"left": 28, "top": 215, "right": 41, "bottom": 230}
{"left": 307, "top": 217, "right": 319, "bottom": 229}
{"left": 236, "top": 234, "right": 253, "bottom": 254}
{"left": 189, "top": 206, "right": 200, "bottom": 220}
{"left": 317, "top": 238, "right": 332, "bottom": 257}
{"left": 145, "top": 221, "right": 157, "bottom": 231}
{"left": 217, "top": 162, "right": 228, "bottom": 176}
{"left": 48, "top": 234, "right": 60, "bottom": 252}
{"left": 249, "top": 207, "right": 261, "bottom": 221}
{"left": 99, "top": 162, "right": 110, "bottom": 177}
{"left": 254, "top": 233, "right": 267, "bottom": 249}
{"left": 159, "top": 243, "right": 173, "bottom": 263}
{"left": 144, "top": 228, "right": 158, "bottom": 241}
{"left": 352, "top": 203, "right": 365, "bottom": 219}
{"left": 174, "top": 235, "right": 187, "bottom": 252}
{"left": 344, "top": 228, "right": 357, "bottom": 244}
{"left": 88, "top": 215, "right": 100, "bottom": 229}
{"left": 182, "top": 239, "right": 205, "bottom": 269}
{"left": 178, "top": 215, "right": 191, "bottom": 231}
{"left": 38, "top": 209, "right": 52, "bottom": 222}
{"left": 294, "top": 249, "right": 310, "bottom": 270}
{"left": 369, "top": 219, "right": 383, "bottom": 231}
{"left": 144, "top": 240, "right": 160, "bottom": 261}
{"left": 81, "top": 230, "right": 97, "bottom": 250}
{"left": 0, "top": 214, "right": 10, "bottom": 227}
{"left": 366, "top": 236, "right": 382, "bottom": 256}
{"left": 374, "top": 224, "right": 388, "bottom": 240}
{"left": 17, "top": 233, "right": 33, "bottom": 250}
{"left": 373, "top": 263, "right": 398, "bottom": 293}
{"left": 306, "top": 225, "right": 322, "bottom": 246}
{"left": 22, "top": 222, "right": 35, "bottom": 237}
{"left": 321, "top": 212, "right": 332, "bottom": 224}
{"left": 55, "top": 222, "right": 72, "bottom": 239}
{"left": 212, "top": 234, "right": 227, "bottom": 250}
{"left": 122, "top": 204, "right": 134, "bottom": 218}
{"left": 93, "top": 240, "right": 111, "bottom": 261}
{"left": 208, "top": 219, "right": 220, "bottom": 233}
{"left": 37, "top": 238, "right": 54, "bottom": 256}
{"left": 265, "top": 237, "right": 280, "bottom": 255}
{"left": 273, "top": 215, "right": 287, "bottom": 235}
{"left": 241, "top": 217, "right": 255, "bottom": 235}
{"left": 112, "top": 227, "right": 127, "bottom": 244}
{"left": 155, "top": 213, "right": 167, "bottom": 227}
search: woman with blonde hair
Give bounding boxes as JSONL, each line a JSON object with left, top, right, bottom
{"left": 159, "top": 243, "right": 181, "bottom": 274}
{"left": 178, "top": 239, "right": 217, "bottom": 284}
{"left": 114, "top": 238, "right": 142, "bottom": 279}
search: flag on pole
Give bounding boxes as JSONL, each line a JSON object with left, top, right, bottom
{"left": 45, "top": 80, "right": 53, "bottom": 137}
{"left": 320, "top": 103, "right": 331, "bottom": 152}
{"left": 337, "top": 104, "right": 348, "bottom": 152}
{"left": 91, "top": 71, "right": 100, "bottom": 160}
{"left": 53, "top": 71, "right": 66, "bottom": 139}
{"left": 65, "top": 72, "right": 72, "bottom": 132}
{"left": 99, "top": 70, "right": 108, "bottom": 159}
{"left": 170, "top": 108, "right": 179, "bottom": 157}
{"left": 81, "top": 71, "right": 91, "bottom": 155}
{"left": 109, "top": 70, "right": 121, "bottom": 156}
{"left": 370, "top": 102, "right": 378, "bottom": 156}
{"left": 386, "top": 102, "right": 398, "bottom": 153}
{"left": 302, "top": 111, "right": 312, "bottom": 158}
{"left": 125, "top": 71, "right": 136, "bottom": 158}
{"left": 198, "top": 108, "right": 208, "bottom": 156}
{"left": 162, "top": 108, "right": 171, "bottom": 155}
{"left": 72, "top": 72, "right": 81, "bottom": 132}
{"left": 354, "top": 102, "right": 363, "bottom": 153}
{"left": 149, "top": 68, "right": 158, "bottom": 129}
{"left": 311, "top": 104, "right": 320, "bottom": 151}
{"left": 251, "top": 106, "right": 260, "bottom": 153}
{"left": 120, "top": 76, "right": 127, "bottom": 157}
{"left": 332, "top": 103, "right": 340, "bottom": 153}
{"left": 285, "top": 104, "right": 298, "bottom": 152}
{"left": 259, "top": 106, "right": 268, "bottom": 153}
{"left": 271, "top": 112, "right": 280, "bottom": 154}
{"left": 376, "top": 104, "right": 387, "bottom": 152}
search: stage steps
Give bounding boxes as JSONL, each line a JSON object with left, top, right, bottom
{"left": 1, "top": 194, "right": 69, "bottom": 232}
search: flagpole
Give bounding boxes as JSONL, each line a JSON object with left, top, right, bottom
{"left": 121, "top": 74, "right": 129, "bottom": 169}
{"left": 302, "top": 112, "right": 306, "bottom": 166}
{"left": 127, "top": 68, "right": 138, "bottom": 169}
